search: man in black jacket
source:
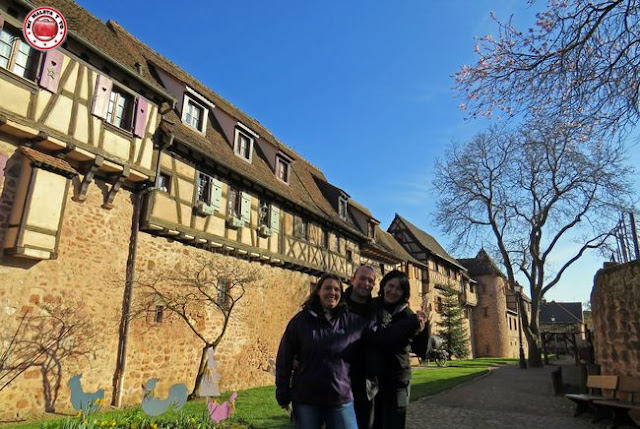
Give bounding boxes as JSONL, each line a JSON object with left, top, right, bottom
{"left": 344, "top": 265, "right": 377, "bottom": 429}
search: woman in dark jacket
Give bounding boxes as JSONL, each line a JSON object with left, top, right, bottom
{"left": 371, "top": 269, "right": 428, "bottom": 429}
{"left": 276, "top": 273, "right": 420, "bottom": 429}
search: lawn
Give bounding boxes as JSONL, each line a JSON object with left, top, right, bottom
{"left": 1, "top": 358, "right": 515, "bottom": 428}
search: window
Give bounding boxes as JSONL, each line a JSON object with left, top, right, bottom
{"left": 197, "top": 172, "right": 214, "bottom": 204}
{"left": 228, "top": 187, "right": 241, "bottom": 218}
{"left": 234, "top": 128, "right": 253, "bottom": 161}
{"left": 333, "top": 235, "right": 340, "bottom": 252}
{"left": 346, "top": 249, "right": 353, "bottom": 262}
{"left": 0, "top": 27, "right": 39, "bottom": 80}
{"left": 91, "top": 75, "right": 148, "bottom": 137}
{"left": 105, "top": 89, "right": 134, "bottom": 129}
{"left": 293, "top": 215, "right": 308, "bottom": 240}
{"left": 275, "top": 156, "right": 290, "bottom": 183}
{"left": 154, "top": 305, "right": 164, "bottom": 323}
{"left": 436, "top": 297, "right": 443, "bottom": 313}
{"left": 380, "top": 263, "right": 385, "bottom": 274}
{"left": 367, "top": 222, "right": 375, "bottom": 239}
{"left": 217, "top": 279, "right": 231, "bottom": 310}
{"left": 469, "top": 283, "right": 475, "bottom": 293}
{"left": 338, "top": 196, "right": 348, "bottom": 220}
{"left": 184, "top": 99, "right": 204, "bottom": 130}
{"left": 322, "top": 230, "right": 329, "bottom": 248}
{"left": 158, "top": 171, "right": 172, "bottom": 193}
{"left": 258, "top": 200, "right": 270, "bottom": 226}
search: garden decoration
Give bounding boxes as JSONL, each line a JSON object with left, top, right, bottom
{"left": 208, "top": 392, "right": 237, "bottom": 423}
{"left": 141, "top": 378, "right": 189, "bottom": 416}
{"left": 68, "top": 374, "right": 105, "bottom": 415}
{"left": 198, "top": 347, "right": 220, "bottom": 397}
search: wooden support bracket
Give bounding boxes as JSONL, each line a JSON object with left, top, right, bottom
{"left": 73, "top": 155, "right": 104, "bottom": 202}
{"left": 102, "top": 164, "right": 130, "bottom": 209}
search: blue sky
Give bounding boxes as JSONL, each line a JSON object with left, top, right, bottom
{"left": 76, "top": 0, "right": 638, "bottom": 305}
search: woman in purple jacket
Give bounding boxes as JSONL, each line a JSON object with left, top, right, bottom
{"left": 276, "top": 273, "right": 419, "bottom": 429}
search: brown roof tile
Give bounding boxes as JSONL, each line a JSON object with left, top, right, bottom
{"left": 20, "top": 147, "right": 77, "bottom": 176}
{"left": 393, "top": 214, "right": 465, "bottom": 269}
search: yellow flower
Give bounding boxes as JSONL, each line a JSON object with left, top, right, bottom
{"left": 151, "top": 423, "right": 158, "bottom": 429}
{"left": 75, "top": 411, "right": 82, "bottom": 418}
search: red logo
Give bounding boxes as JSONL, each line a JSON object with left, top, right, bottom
{"left": 23, "top": 7, "right": 67, "bottom": 51}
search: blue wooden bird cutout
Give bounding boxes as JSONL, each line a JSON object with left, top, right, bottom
{"left": 68, "top": 374, "right": 104, "bottom": 414}
{"left": 141, "top": 378, "right": 188, "bottom": 416}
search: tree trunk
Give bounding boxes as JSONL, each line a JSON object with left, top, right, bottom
{"left": 189, "top": 345, "right": 211, "bottom": 399}
{"left": 524, "top": 326, "right": 543, "bottom": 367}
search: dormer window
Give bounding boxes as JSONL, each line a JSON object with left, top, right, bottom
{"left": 181, "top": 94, "right": 208, "bottom": 133}
{"left": 338, "top": 196, "right": 348, "bottom": 220}
{"left": 234, "top": 128, "right": 253, "bottom": 162}
{"left": 276, "top": 156, "right": 290, "bottom": 183}
{"left": 367, "top": 222, "right": 376, "bottom": 239}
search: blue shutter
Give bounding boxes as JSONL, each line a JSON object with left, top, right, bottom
{"left": 240, "top": 192, "right": 251, "bottom": 223}
{"left": 211, "top": 178, "right": 222, "bottom": 211}
{"left": 270, "top": 205, "right": 280, "bottom": 232}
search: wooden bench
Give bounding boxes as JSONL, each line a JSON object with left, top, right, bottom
{"left": 565, "top": 375, "right": 618, "bottom": 417}
{"left": 593, "top": 376, "right": 640, "bottom": 428}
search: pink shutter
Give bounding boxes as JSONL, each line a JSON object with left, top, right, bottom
{"left": 91, "top": 75, "right": 113, "bottom": 119}
{"left": 38, "top": 50, "right": 64, "bottom": 93}
{"left": 133, "top": 97, "right": 149, "bottom": 137}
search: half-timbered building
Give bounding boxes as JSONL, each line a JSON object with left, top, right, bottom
{"left": 0, "top": 0, "right": 427, "bottom": 418}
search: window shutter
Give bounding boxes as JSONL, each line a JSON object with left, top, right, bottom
{"left": 240, "top": 192, "right": 251, "bottom": 223}
{"left": 0, "top": 15, "right": 5, "bottom": 31}
{"left": 211, "top": 178, "right": 222, "bottom": 211}
{"left": 270, "top": 204, "right": 280, "bottom": 232}
{"left": 133, "top": 97, "right": 149, "bottom": 137}
{"left": 91, "top": 75, "right": 113, "bottom": 119}
{"left": 38, "top": 50, "right": 64, "bottom": 93}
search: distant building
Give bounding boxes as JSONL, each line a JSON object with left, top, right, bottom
{"left": 388, "top": 214, "right": 477, "bottom": 356}
{"left": 459, "top": 249, "right": 530, "bottom": 358}
{"left": 539, "top": 301, "right": 585, "bottom": 339}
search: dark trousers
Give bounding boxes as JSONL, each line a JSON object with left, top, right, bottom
{"left": 372, "top": 379, "right": 410, "bottom": 429}
{"left": 353, "top": 382, "right": 374, "bottom": 429}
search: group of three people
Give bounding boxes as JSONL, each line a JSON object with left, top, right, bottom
{"left": 275, "top": 265, "right": 429, "bottom": 429}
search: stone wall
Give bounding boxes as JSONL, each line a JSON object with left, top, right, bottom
{"left": 591, "top": 260, "right": 640, "bottom": 376}
{"left": 0, "top": 164, "right": 314, "bottom": 418}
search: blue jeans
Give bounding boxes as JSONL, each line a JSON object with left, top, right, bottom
{"left": 293, "top": 402, "right": 358, "bottom": 429}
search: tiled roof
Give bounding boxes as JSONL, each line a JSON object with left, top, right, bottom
{"left": 106, "top": 21, "right": 302, "bottom": 162}
{"left": 375, "top": 227, "right": 425, "bottom": 267}
{"left": 392, "top": 214, "right": 464, "bottom": 269}
{"left": 20, "top": 147, "right": 77, "bottom": 177}
{"left": 23, "top": 0, "right": 367, "bottom": 238}
{"left": 458, "top": 249, "right": 507, "bottom": 279}
{"left": 159, "top": 112, "right": 364, "bottom": 238}
{"left": 540, "top": 301, "right": 584, "bottom": 324}
{"left": 27, "top": 0, "right": 172, "bottom": 99}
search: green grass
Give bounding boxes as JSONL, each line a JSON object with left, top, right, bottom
{"left": 1, "top": 358, "right": 515, "bottom": 429}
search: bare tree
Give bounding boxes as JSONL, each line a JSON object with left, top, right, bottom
{"left": 455, "top": 0, "right": 640, "bottom": 137}
{"left": 138, "top": 255, "right": 259, "bottom": 398}
{"left": 0, "top": 311, "right": 42, "bottom": 392}
{"left": 433, "top": 121, "right": 634, "bottom": 366}
{"left": 1, "top": 299, "right": 96, "bottom": 411}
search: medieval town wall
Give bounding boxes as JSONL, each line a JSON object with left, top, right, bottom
{"left": 591, "top": 260, "right": 640, "bottom": 376}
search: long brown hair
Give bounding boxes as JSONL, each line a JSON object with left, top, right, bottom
{"left": 303, "top": 273, "right": 344, "bottom": 309}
